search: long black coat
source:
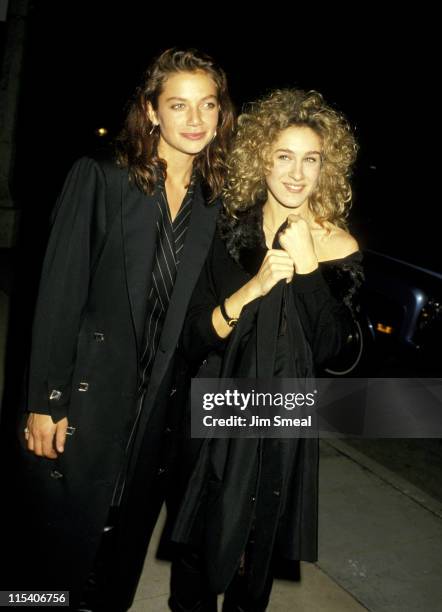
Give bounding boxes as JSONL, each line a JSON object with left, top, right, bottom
{"left": 11, "top": 157, "right": 220, "bottom": 602}
{"left": 170, "top": 209, "right": 363, "bottom": 594}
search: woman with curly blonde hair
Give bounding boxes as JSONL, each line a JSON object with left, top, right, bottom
{"left": 224, "top": 88, "right": 358, "bottom": 243}
{"left": 168, "top": 89, "right": 363, "bottom": 611}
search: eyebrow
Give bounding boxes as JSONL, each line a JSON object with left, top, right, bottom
{"left": 275, "top": 148, "right": 322, "bottom": 156}
{"left": 165, "top": 95, "right": 218, "bottom": 102}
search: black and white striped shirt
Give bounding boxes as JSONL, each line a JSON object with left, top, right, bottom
{"left": 139, "top": 171, "right": 196, "bottom": 389}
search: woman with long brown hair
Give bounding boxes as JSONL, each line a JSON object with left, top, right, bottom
{"left": 17, "top": 48, "right": 234, "bottom": 610}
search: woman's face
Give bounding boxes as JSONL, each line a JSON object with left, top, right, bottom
{"left": 265, "top": 125, "right": 322, "bottom": 212}
{"left": 148, "top": 70, "right": 219, "bottom": 159}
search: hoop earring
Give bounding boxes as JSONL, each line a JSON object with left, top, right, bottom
{"left": 149, "top": 124, "right": 158, "bottom": 136}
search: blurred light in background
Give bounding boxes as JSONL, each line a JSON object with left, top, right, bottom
{"left": 376, "top": 323, "right": 393, "bottom": 335}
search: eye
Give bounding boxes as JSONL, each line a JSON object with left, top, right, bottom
{"left": 305, "top": 156, "right": 320, "bottom": 163}
{"left": 201, "top": 101, "right": 218, "bottom": 111}
{"left": 277, "top": 154, "right": 291, "bottom": 161}
{"left": 171, "top": 103, "right": 186, "bottom": 110}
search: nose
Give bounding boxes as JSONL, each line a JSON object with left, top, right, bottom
{"left": 288, "top": 160, "right": 303, "bottom": 181}
{"left": 186, "top": 106, "right": 203, "bottom": 127}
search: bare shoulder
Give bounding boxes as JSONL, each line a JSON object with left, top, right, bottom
{"left": 328, "top": 226, "right": 359, "bottom": 257}
{"left": 313, "top": 224, "right": 359, "bottom": 261}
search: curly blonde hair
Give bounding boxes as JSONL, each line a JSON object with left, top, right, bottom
{"left": 224, "top": 89, "right": 358, "bottom": 227}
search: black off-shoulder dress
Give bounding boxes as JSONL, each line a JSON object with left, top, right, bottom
{"left": 170, "top": 207, "right": 364, "bottom": 597}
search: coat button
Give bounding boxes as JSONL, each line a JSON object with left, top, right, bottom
{"left": 94, "top": 332, "right": 105, "bottom": 342}
{"left": 50, "top": 469, "right": 63, "bottom": 479}
{"left": 49, "top": 389, "right": 62, "bottom": 401}
{"left": 251, "top": 496, "right": 256, "bottom": 502}
{"left": 78, "top": 382, "right": 89, "bottom": 392}
{"left": 165, "top": 427, "right": 172, "bottom": 434}
{"left": 170, "top": 387, "right": 176, "bottom": 397}
{"left": 157, "top": 467, "right": 167, "bottom": 476}
{"left": 273, "top": 490, "right": 280, "bottom": 496}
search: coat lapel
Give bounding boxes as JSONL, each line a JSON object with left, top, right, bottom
{"left": 157, "top": 181, "right": 220, "bottom": 355}
{"left": 126, "top": 181, "right": 220, "bottom": 477}
{"left": 121, "top": 178, "right": 158, "bottom": 352}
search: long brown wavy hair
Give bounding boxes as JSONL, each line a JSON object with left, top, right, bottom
{"left": 224, "top": 89, "right": 358, "bottom": 227}
{"left": 115, "top": 48, "right": 235, "bottom": 201}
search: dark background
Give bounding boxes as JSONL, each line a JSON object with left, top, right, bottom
{"left": 2, "top": 2, "right": 441, "bottom": 505}
{"left": 2, "top": 0, "right": 435, "bottom": 404}
{"left": 12, "top": 2, "right": 388, "bottom": 268}
{"left": 0, "top": 4, "right": 436, "bottom": 342}
{"left": 8, "top": 2, "right": 434, "bottom": 273}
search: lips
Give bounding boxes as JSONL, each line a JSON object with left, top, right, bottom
{"left": 181, "top": 132, "right": 206, "bottom": 140}
{"left": 283, "top": 183, "right": 305, "bottom": 193}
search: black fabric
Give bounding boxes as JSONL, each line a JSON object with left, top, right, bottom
{"left": 4, "top": 156, "right": 221, "bottom": 609}
{"left": 140, "top": 174, "right": 195, "bottom": 386}
{"left": 169, "top": 547, "right": 218, "bottom": 612}
{"left": 109, "top": 173, "right": 195, "bottom": 508}
{"left": 169, "top": 545, "right": 273, "bottom": 612}
{"left": 171, "top": 224, "right": 363, "bottom": 597}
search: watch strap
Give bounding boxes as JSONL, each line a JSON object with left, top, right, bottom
{"left": 220, "top": 299, "right": 238, "bottom": 327}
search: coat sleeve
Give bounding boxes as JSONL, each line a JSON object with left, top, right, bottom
{"left": 27, "top": 157, "right": 107, "bottom": 422}
{"left": 181, "top": 238, "right": 227, "bottom": 365}
{"left": 291, "top": 256, "right": 364, "bottom": 367}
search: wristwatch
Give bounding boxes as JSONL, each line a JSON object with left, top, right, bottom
{"left": 220, "top": 299, "right": 238, "bottom": 327}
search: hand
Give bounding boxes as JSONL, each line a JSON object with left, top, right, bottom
{"left": 251, "top": 249, "right": 294, "bottom": 297}
{"left": 278, "top": 215, "right": 318, "bottom": 274}
{"left": 24, "top": 413, "right": 68, "bottom": 459}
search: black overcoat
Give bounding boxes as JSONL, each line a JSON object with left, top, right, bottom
{"left": 169, "top": 208, "right": 363, "bottom": 594}
{"left": 12, "top": 156, "right": 220, "bottom": 601}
